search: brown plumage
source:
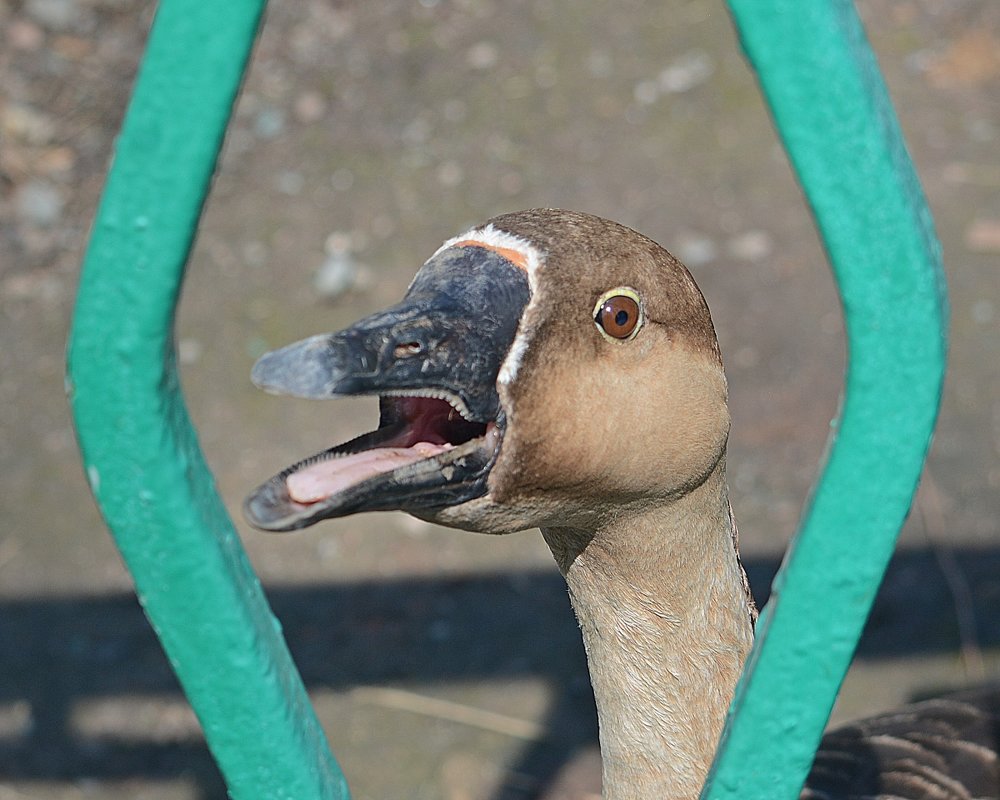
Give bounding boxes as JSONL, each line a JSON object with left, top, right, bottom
{"left": 807, "top": 688, "right": 1000, "bottom": 800}
{"left": 247, "top": 209, "right": 1000, "bottom": 799}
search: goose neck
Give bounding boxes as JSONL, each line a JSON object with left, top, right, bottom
{"left": 541, "top": 466, "right": 754, "bottom": 799}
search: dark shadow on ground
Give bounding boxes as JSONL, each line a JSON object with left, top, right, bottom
{"left": 3, "top": 546, "right": 999, "bottom": 798}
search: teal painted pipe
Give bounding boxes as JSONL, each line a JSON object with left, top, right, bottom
{"left": 704, "top": 2, "right": 947, "bottom": 799}
{"left": 65, "top": 1, "right": 349, "bottom": 797}
{"left": 65, "top": 0, "right": 944, "bottom": 796}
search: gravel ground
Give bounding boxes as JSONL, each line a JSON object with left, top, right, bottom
{"left": 1, "top": 0, "right": 998, "bottom": 798}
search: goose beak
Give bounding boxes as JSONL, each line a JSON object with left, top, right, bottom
{"left": 244, "top": 244, "right": 529, "bottom": 531}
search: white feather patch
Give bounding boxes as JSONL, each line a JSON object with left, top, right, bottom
{"left": 432, "top": 223, "right": 542, "bottom": 275}
{"left": 431, "top": 224, "right": 544, "bottom": 386}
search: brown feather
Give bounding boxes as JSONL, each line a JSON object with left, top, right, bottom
{"left": 804, "top": 688, "right": 1000, "bottom": 799}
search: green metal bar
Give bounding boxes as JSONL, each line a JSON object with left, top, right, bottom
{"left": 704, "top": 2, "right": 947, "bottom": 799}
{"left": 65, "top": 2, "right": 349, "bottom": 797}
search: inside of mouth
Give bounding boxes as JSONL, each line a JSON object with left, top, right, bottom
{"left": 286, "top": 395, "right": 489, "bottom": 504}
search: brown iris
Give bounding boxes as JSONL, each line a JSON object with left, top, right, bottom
{"left": 595, "top": 293, "right": 641, "bottom": 339}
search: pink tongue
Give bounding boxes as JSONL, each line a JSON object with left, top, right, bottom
{"left": 287, "top": 442, "right": 453, "bottom": 504}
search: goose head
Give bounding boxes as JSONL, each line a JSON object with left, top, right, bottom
{"left": 244, "top": 208, "right": 730, "bottom": 537}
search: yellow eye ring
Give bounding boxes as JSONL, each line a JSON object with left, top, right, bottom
{"left": 593, "top": 287, "right": 643, "bottom": 341}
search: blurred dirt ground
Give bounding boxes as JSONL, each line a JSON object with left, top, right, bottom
{"left": 1, "top": 0, "right": 999, "bottom": 798}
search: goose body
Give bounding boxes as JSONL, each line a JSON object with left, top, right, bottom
{"left": 246, "top": 209, "right": 999, "bottom": 799}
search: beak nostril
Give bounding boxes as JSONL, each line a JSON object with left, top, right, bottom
{"left": 394, "top": 341, "right": 424, "bottom": 358}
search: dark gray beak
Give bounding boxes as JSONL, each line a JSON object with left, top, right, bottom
{"left": 244, "top": 244, "right": 529, "bottom": 531}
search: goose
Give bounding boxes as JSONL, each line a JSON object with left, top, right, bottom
{"left": 245, "top": 209, "right": 1000, "bottom": 799}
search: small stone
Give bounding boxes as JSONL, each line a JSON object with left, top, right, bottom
{"left": 324, "top": 232, "right": 352, "bottom": 255}
{"left": 177, "top": 338, "right": 203, "bottom": 365}
{"left": 925, "top": 30, "right": 1000, "bottom": 89}
{"left": 402, "top": 117, "right": 431, "bottom": 146}
{"left": 964, "top": 219, "right": 1000, "bottom": 253}
{"left": 293, "top": 91, "right": 327, "bottom": 124}
{"left": 52, "top": 34, "right": 92, "bottom": 59}
{"left": 966, "top": 118, "right": 997, "bottom": 144}
{"left": 3, "top": 270, "right": 63, "bottom": 304}
{"left": 275, "top": 170, "right": 305, "bottom": 195}
{"left": 35, "top": 146, "right": 76, "bottom": 174}
{"left": 243, "top": 241, "right": 267, "bottom": 268}
{"left": 314, "top": 253, "right": 360, "bottom": 300}
{"left": 587, "top": 49, "right": 613, "bottom": 79}
{"left": 732, "top": 346, "right": 760, "bottom": 369}
{"left": 25, "top": 0, "right": 78, "bottom": 30}
{"left": 15, "top": 180, "right": 64, "bottom": 227}
{"left": 726, "top": 230, "right": 774, "bottom": 262}
{"left": 658, "top": 50, "right": 714, "bottom": 94}
{"left": 941, "top": 162, "right": 970, "bottom": 184}
{"left": 466, "top": 40, "right": 499, "bottom": 70}
{"left": 2, "top": 104, "right": 56, "bottom": 145}
{"left": 675, "top": 234, "right": 718, "bottom": 266}
{"left": 253, "top": 106, "right": 286, "bottom": 139}
{"left": 4, "top": 272, "right": 43, "bottom": 300}
{"left": 633, "top": 79, "right": 659, "bottom": 106}
{"left": 7, "top": 19, "right": 45, "bottom": 50}
{"left": 436, "top": 160, "right": 463, "bottom": 188}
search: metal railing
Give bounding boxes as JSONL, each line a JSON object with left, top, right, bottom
{"left": 66, "top": 2, "right": 347, "bottom": 797}
{"left": 66, "top": 2, "right": 947, "bottom": 798}
{"left": 705, "top": 2, "right": 947, "bottom": 796}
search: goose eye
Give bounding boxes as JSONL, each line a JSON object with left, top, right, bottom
{"left": 593, "top": 289, "right": 642, "bottom": 341}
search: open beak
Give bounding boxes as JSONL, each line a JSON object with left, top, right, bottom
{"left": 244, "top": 244, "right": 530, "bottom": 531}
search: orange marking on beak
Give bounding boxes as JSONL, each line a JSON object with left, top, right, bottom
{"left": 452, "top": 240, "right": 530, "bottom": 272}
